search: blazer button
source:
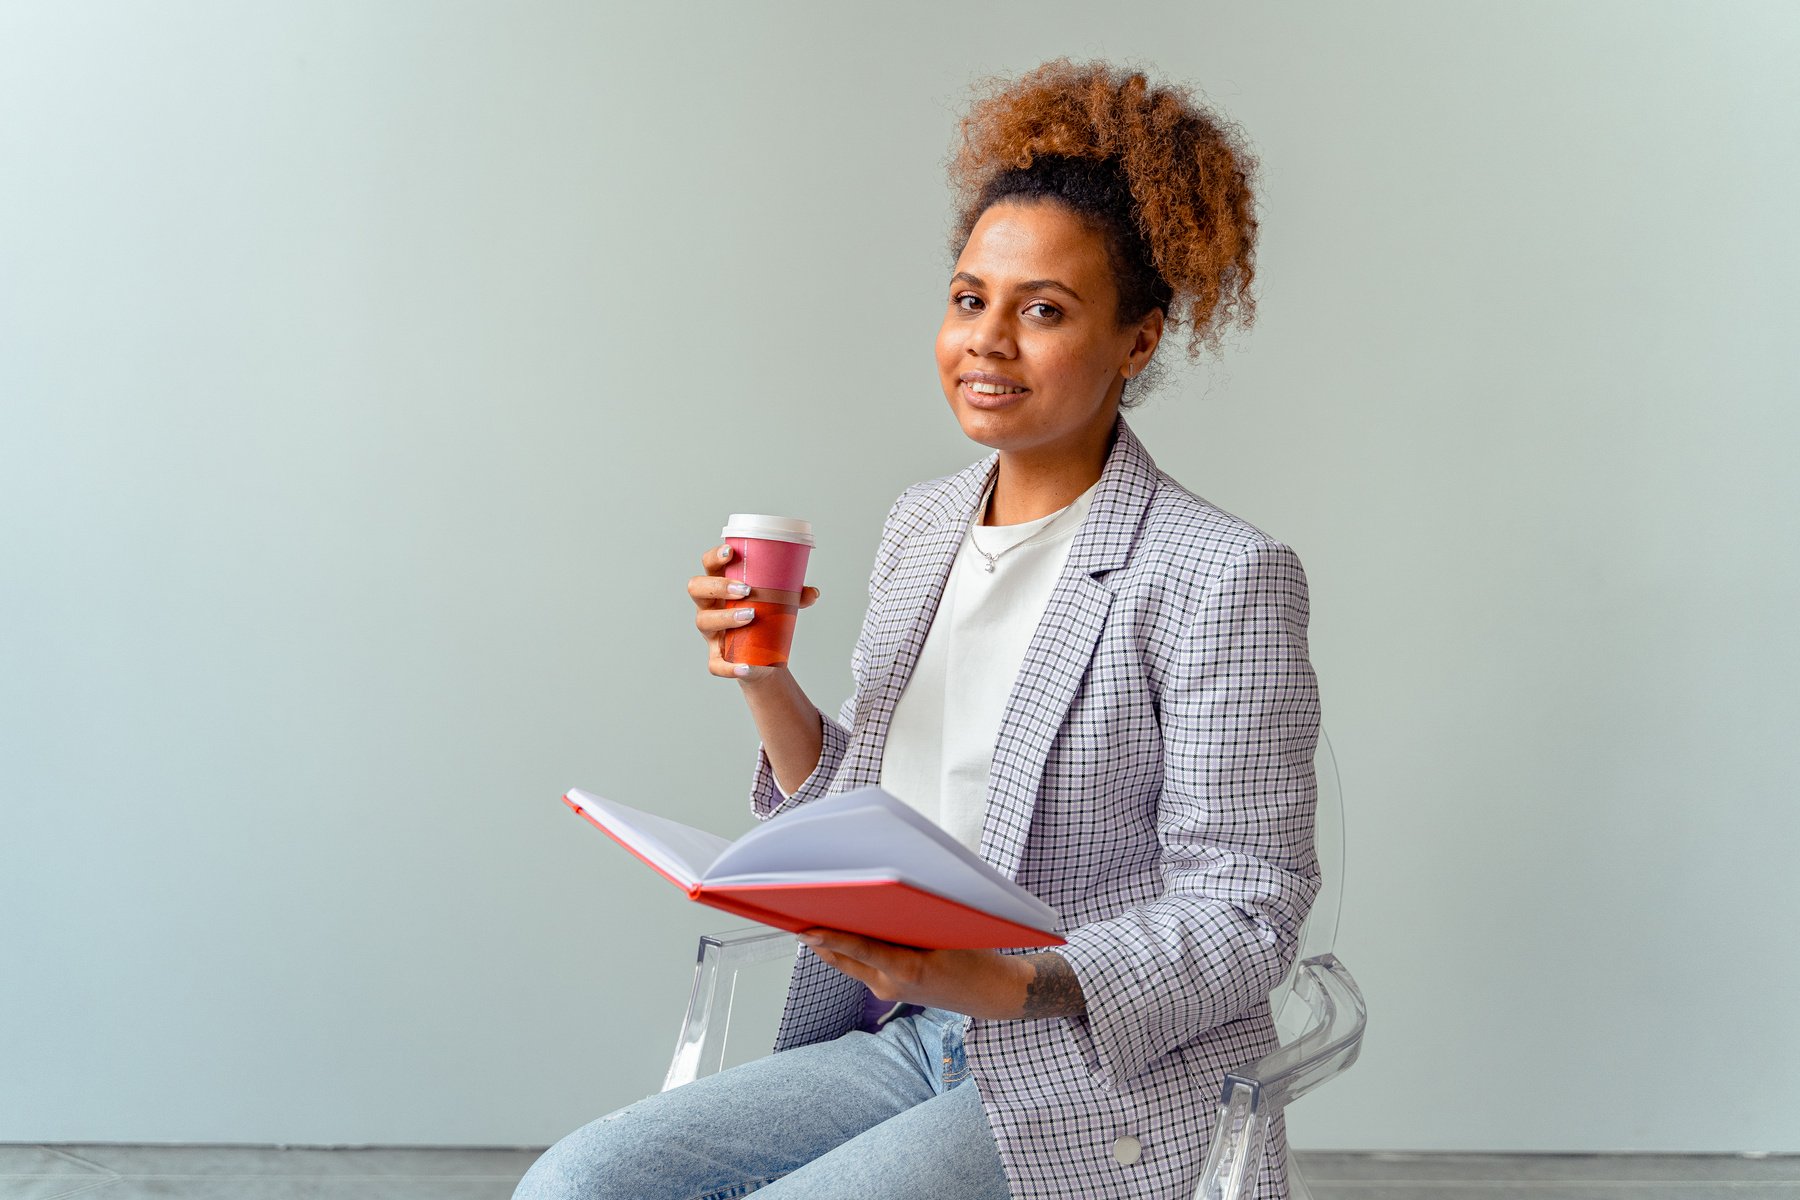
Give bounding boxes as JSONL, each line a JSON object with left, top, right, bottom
{"left": 1111, "top": 1134, "right": 1142, "bottom": 1166}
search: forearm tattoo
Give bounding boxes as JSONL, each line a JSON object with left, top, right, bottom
{"left": 1021, "top": 952, "right": 1086, "bottom": 1018}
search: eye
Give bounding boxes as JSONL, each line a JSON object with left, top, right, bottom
{"left": 953, "top": 293, "right": 983, "bottom": 312}
{"left": 1026, "top": 301, "right": 1062, "bottom": 321}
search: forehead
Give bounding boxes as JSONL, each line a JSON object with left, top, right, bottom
{"left": 956, "top": 200, "right": 1112, "bottom": 287}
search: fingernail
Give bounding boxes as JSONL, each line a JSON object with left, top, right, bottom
{"left": 718, "top": 544, "right": 732, "bottom": 561}
{"left": 798, "top": 933, "right": 822, "bottom": 946}
{"left": 734, "top": 608, "right": 754, "bottom": 622}
{"left": 727, "top": 582, "right": 751, "bottom": 598}
{"left": 733, "top": 663, "right": 751, "bottom": 678}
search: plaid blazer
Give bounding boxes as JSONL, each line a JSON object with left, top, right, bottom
{"left": 747, "top": 415, "right": 1321, "bottom": 1200}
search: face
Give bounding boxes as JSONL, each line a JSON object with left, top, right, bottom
{"left": 935, "top": 199, "right": 1161, "bottom": 457}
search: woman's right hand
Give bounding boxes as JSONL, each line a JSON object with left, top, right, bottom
{"left": 689, "top": 542, "right": 820, "bottom": 683}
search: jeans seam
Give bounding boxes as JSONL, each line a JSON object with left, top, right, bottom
{"left": 694, "top": 1174, "right": 785, "bottom": 1200}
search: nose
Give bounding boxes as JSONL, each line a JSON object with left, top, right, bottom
{"left": 964, "top": 306, "right": 1017, "bottom": 359}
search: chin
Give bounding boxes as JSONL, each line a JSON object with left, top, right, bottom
{"left": 946, "top": 397, "right": 1029, "bottom": 451}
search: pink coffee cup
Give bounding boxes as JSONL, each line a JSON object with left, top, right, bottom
{"left": 719, "top": 514, "right": 814, "bottom": 668}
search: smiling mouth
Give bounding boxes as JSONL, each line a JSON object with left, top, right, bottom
{"left": 961, "top": 379, "right": 1032, "bottom": 403}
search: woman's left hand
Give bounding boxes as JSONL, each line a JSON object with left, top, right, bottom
{"left": 798, "top": 928, "right": 1081, "bottom": 1020}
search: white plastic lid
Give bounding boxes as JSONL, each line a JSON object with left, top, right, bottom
{"left": 721, "top": 513, "right": 815, "bottom": 547}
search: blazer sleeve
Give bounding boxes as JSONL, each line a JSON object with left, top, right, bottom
{"left": 1050, "top": 537, "right": 1323, "bottom": 1090}
{"left": 746, "top": 488, "right": 916, "bottom": 821}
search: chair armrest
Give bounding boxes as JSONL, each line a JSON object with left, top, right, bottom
{"left": 1246, "top": 952, "right": 1366, "bottom": 1108}
{"left": 1192, "top": 954, "right": 1366, "bottom": 1200}
{"left": 663, "top": 927, "right": 798, "bottom": 1092}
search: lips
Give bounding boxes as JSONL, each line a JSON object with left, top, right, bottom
{"left": 959, "top": 380, "right": 1031, "bottom": 410}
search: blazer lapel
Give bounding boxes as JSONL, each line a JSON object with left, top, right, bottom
{"left": 979, "top": 416, "right": 1160, "bottom": 882}
{"left": 838, "top": 452, "right": 997, "bottom": 790}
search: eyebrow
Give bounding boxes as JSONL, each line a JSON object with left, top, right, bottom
{"left": 951, "top": 271, "right": 1084, "bottom": 303}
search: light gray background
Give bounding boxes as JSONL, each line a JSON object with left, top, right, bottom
{"left": 3, "top": 0, "right": 1795, "bottom": 1153}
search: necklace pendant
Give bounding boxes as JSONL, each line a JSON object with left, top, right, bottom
{"left": 982, "top": 556, "right": 996, "bottom": 573}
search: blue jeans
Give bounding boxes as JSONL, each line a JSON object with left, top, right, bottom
{"left": 514, "top": 1007, "right": 1008, "bottom": 1194}
{"left": 513, "top": 1006, "right": 1009, "bottom": 1200}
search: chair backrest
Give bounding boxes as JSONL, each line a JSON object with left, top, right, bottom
{"left": 1267, "top": 728, "right": 1342, "bottom": 1038}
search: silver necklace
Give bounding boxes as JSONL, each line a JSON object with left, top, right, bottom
{"left": 967, "top": 475, "right": 1079, "bottom": 574}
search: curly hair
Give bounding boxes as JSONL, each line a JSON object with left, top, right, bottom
{"left": 947, "top": 59, "right": 1261, "bottom": 404}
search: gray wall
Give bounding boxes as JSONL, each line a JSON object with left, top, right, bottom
{"left": 3, "top": 0, "right": 1795, "bottom": 1152}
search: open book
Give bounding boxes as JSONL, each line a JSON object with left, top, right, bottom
{"left": 563, "top": 785, "right": 1064, "bottom": 949}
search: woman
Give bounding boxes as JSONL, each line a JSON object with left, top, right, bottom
{"left": 517, "top": 58, "right": 1320, "bottom": 1200}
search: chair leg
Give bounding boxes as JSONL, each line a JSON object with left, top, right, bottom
{"left": 1285, "top": 1156, "right": 1316, "bottom": 1200}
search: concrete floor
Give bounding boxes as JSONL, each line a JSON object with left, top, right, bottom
{"left": 1296, "top": 1152, "right": 1800, "bottom": 1198}
{"left": 4, "top": 1145, "right": 1797, "bottom": 1198}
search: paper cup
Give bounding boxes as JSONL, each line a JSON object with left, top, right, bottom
{"left": 720, "top": 514, "right": 814, "bottom": 668}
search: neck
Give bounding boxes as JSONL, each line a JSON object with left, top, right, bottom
{"left": 982, "top": 413, "right": 1119, "bottom": 526}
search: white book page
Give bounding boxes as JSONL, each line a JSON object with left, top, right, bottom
{"left": 565, "top": 788, "right": 731, "bottom": 889}
{"left": 696, "top": 867, "right": 900, "bottom": 888}
{"left": 706, "top": 787, "right": 1058, "bottom": 931}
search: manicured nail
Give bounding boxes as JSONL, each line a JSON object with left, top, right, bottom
{"left": 718, "top": 544, "right": 732, "bottom": 561}
{"left": 733, "top": 663, "right": 751, "bottom": 678}
{"left": 726, "top": 582, "right": 751, "bottom": 598}
{"left": 734, "top": 608, "right": 754, "bottom": 622}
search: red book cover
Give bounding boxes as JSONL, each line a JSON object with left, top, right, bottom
{"left": 697, "top": 880, "right": 1064, "bottom": 949}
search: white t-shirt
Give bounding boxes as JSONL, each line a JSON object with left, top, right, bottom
{"left": 876, "top": 477, "right": 1099, "bottom": 851}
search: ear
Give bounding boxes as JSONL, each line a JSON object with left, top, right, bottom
{"left": 1136, "top": 307, "right": 1165, "bottom": 359}
{"left": 1125, "top": 307, "right": 1165, "bottom": 377}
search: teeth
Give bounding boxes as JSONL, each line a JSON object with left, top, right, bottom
{"left": 968, "top": 381, "right": 1028, "bottom": 395}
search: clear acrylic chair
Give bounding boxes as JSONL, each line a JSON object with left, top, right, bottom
{"left": 662, "top": 732, "right": 1366, "bottom": 1200}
